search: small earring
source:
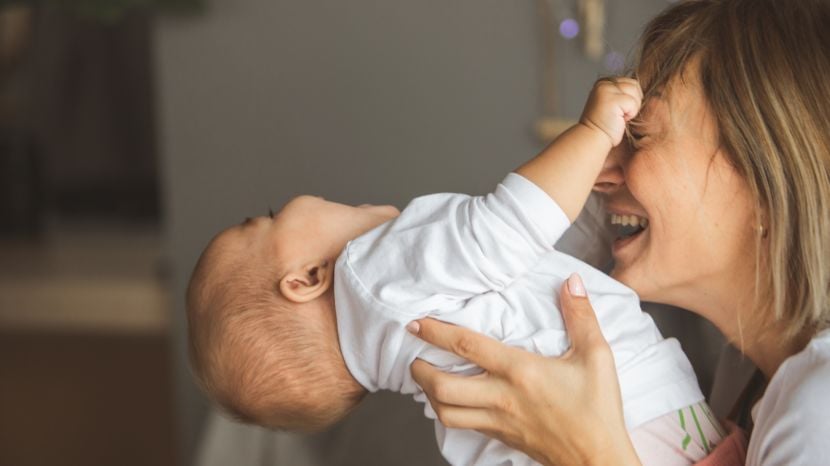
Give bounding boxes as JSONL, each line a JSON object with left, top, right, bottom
{"left": 758, "top": 225, "right": 768, "bottom": 238}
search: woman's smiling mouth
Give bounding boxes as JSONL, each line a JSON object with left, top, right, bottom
{"left": 610, "top": 214, "right": 648, "bottom": 234}
{"left": 609, "top": 213, "right": 649, "bottom": 253}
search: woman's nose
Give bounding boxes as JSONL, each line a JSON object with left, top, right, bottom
{"left": 592, "top": 145, "right": 626, "bottom": 194}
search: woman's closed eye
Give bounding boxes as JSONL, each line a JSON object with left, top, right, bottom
{"left": 625, "top": 133, "right": 643, "bottom": 151}
{"left": 625, "top": 121, "right": 649, "bottom": 149}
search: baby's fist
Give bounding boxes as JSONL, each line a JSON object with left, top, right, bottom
{"left": 579, "top": 77, "right": 643, "bottom": 147}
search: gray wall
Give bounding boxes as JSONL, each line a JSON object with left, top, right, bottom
{"left": 154, "top": 0, "right": 680, "bottom": 463}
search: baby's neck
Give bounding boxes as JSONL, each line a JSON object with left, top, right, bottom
{"left": 323, "top": 290, "right": 365, "bottom": 391}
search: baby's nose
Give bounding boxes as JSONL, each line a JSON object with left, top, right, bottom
{"left": 593, "top": 146, "right": 626, "bottom": 194}
{"left": 592, "top": 173, "right": 624, "bottom": 193}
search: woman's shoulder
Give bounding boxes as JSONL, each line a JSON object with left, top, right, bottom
{"left": 746, "top": 329, "right": 830, "bottom": 465}
{"left": 770, "top": 328, "right": 830, "bottom": 396}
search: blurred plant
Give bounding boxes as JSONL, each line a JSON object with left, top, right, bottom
{"left": 0, "top": 5, "right": 31, "bottom": 67}
{"left": 0, "top": 0, "right": 203, "bottom": 21}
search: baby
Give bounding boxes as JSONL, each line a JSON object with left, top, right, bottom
{"left": 187, "top": 79, "right": 725, "bottom": 465}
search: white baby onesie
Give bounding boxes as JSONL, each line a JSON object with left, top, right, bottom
{"left": 334, "top": 173, "right": 704, "bottom": 466}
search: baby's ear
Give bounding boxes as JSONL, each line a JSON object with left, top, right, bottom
{"left": 279, "top": 260, "right": 332, "bottom": 303}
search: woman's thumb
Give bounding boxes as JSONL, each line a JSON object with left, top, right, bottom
{"left": 560, "top": 273, "right": 605, "bottom": 351}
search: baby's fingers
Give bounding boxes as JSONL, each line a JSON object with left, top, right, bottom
{"left": 618, "top": 93, "right": 642, "bottom": 123}
{"left": 612, "top": 78, "right": 643, "bottom": 101}
{"left": 596, "top": 77, "right": 643, "bottom": 112}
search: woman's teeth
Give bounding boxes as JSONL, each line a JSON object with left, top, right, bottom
{"left": 610, "top": 214, "right": 649, "bottom": 228}
{"left": 610, "top": 214, "right": 648, "bottom": 238}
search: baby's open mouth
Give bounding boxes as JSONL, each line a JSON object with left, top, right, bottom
{"left": 610, "top": 214, "right": 649, "bottom": 239}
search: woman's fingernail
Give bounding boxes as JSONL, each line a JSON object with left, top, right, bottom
{"left": 568, "top": 273, "right": 587, "bottom": 297}
{"left": 406, "top": 321, "right": 420, "bottom": 335}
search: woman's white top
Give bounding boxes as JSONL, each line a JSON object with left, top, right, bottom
{"left": 747, "top": 329, "right": 830, "bottom": 465}
{"left": 334, "top": 173, "right": 704, "bottom": 466}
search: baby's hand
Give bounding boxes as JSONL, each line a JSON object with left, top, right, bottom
{"left": 579, "top": 77, "right": 643, "bottom": 147}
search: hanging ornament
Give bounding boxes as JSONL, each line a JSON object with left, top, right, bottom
{"left": 535, "top": 0, "right": 576, "bottom": 141}
{"left": 579, "top": 0, "right": 605, "bottom": 61}
{"left": 535, "top": 0, "right": 610, "bottom": 141}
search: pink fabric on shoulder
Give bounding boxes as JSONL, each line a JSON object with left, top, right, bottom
{"left": 693, "top": 422, "right": 747, "bottom": 466}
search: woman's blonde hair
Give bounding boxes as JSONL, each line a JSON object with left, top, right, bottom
{"left": 633, "top": 0, "right": 830, "bottom": 339}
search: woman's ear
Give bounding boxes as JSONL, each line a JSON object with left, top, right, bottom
{"left": 279, "top": 260, "right": 332, "bottom": 303}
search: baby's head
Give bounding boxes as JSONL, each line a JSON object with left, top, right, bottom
{"left": 187, "top": 195, "right": 399, "bottom": 431}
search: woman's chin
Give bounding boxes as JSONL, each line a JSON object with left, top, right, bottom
{"left": 609, "top": 265, "right": 630, "bottom": 286}
{"left": 610, "top": 265, "right": 650, "bottom": 299}
{"left": 609, "top": 230, "right": 655, "bottom": 297}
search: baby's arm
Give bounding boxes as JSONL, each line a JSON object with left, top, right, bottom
{"left": 517, "top": 78, "right": 642, "bottom": 221}
{"left": 344, "top": 78, "right": 643, "bottom": 312}
{"left": 343, "top": 176, "right": 570, "bottom": 312}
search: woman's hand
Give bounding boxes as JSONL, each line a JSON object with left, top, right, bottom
{"left": 409, "top": 273, "right": 641, "bottom": 466}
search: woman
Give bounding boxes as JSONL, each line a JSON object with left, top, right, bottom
{"left": 409, "top": 0, "right": 830, "bottom": 464}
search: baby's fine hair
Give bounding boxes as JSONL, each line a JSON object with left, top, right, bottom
{"left": 186, "top": 240, "right": 363, "bottom": 431}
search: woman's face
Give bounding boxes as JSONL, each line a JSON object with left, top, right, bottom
{"left": 594, "top": 72, "right": 758, "bottom": 315}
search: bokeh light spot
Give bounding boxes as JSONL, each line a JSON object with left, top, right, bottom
{"left": 604, "top": 51, "right": 626, "bottom": 73}
{"left": 559, "top": 19, "right": 580, "bottom": 40}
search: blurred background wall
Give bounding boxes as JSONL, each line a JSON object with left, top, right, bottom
{"left": 1, "top": 0, "right": 723, "bottom": 465}
{"left": 0, "top": 4, "right": 174, "bottom": 466}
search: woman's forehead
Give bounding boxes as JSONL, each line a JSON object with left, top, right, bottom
{"left": 643, "top": 75, "right": 709, "bottom": 125}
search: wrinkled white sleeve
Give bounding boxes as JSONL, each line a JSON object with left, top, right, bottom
{"left": 335, "top": 173, "right": 570, "bottom": 393}
{"left": 341, "top": 173, "right": 571, "bottom": 315}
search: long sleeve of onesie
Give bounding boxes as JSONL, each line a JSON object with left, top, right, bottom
{"left": 341, "top": 173, "right": 570, "bottom": 313}
{"left": 335, "top": 173, "right": 570, "bottom": 392}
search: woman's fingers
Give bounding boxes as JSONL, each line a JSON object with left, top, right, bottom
{"left": 408, "top": 318, "right": 516, "bottom": 375}
{"left": 405, "top": 273, "right": 631, "bottom": 465}
{"left": 560, "top": 273, "right": 612, "bottom": 357}
{"left": 420, "top": 392, "right": 501, "bottom": 432}
{"left": 411, "top": 359, "right": 503, "bottom": 407}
